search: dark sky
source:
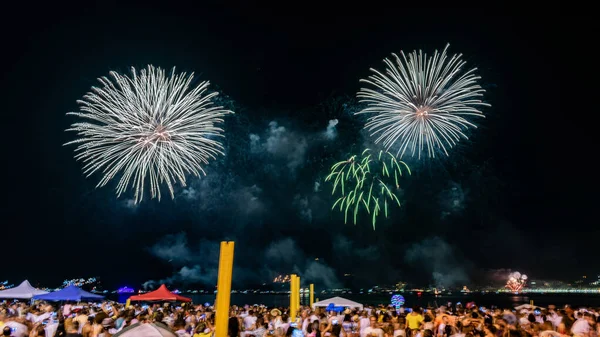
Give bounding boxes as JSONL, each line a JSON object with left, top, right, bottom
{"left": 3, "top": 4, "right": 580, "bottom": 290}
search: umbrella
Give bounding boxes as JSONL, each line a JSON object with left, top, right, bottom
{"left": 113, "top": 322, "right": 176, "bottom": 337}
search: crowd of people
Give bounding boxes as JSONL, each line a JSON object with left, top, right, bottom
{"left": 1, "top": 301, "right": 599, "bottom": 337}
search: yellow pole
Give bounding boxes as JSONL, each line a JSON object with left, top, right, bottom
{"left": 297, "top": 276, "right": 301, "bottom": 316}
{"left": 215, "top": 242, "right": 235, "bottom": 337}
{"left": 290, "top": 274, "right": 297, "bottom": 320}
{"left": 309, "top": 284, "right": 314, "bottom": 308}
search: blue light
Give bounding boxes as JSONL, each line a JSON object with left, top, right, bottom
{"left": 117, "top": 286, "right": 135, "bottom": 293}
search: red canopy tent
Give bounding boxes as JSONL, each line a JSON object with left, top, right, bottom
{"left": 128, "top": 284, "right": 191, "bottom": 302}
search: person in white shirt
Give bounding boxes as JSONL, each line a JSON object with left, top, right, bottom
{"left": 241, "top": 311, "right": 257, "bottom": 337}
{"left": 358, "top": 312, "right": 370, "bottom": 337}
{"left": 301, "top": 311, "right": 311, "bottom": 335}
{"left": 362, "top": 316, "right": 383, "bottom": 337}
{"left": 174, "top": 318, "right": 192, "bottom": 337}
{"left": 2, "top": 321, "right": 28, "bottom": 337}
{"left": 278, "top": 314, "right": 290, "bottom": 335}
{"left": 571, "top": 313, "right": 595, "bottom": 336}
{"left": 437, "top": 316, "right": 448, "bottom": 337}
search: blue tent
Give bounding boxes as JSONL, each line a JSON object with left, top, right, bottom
{"left": 33, "top": 285, "right": 104, "bottom": 301}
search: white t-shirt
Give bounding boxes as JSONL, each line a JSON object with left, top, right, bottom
{"left": 244, "top": 316, "right": 257, "bottom": 330}
{"left": 279, "top": 323, "right": 290, "bottom": 334}
{"left": 571, "top": 319, "right": 590, "bottom": 335}
{"left": 63, "top": 304, "right": 72, "bottom": 316}
{"left": 363, "top": 327, "right": 383, "bottom": 337}
{"left": 35, "top": 312, "right": 52, "bottom": 323}
{"left": 175, "top": 329, "right": 192, "bottom": 337}
{"left": 302, "top": 318, "right": 310, "bottom": 334}
{"left": 359, "top": 318, "right": 370, "bottom": 335}
{"left": 438, "top": 323, "right": 446, "bottom": 336}
{"left": 3, "top": 321, "right": 28, "bottom": 337}
{"left": 547, "top": 313, "right": 561, "bottom": 328}
{"left": 393, "top": 329, "right": 406, "bottom": 337}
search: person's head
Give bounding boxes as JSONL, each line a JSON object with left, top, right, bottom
{"left": 307, "top": 322, "right": 314, "bottom": 334}
{"left": 2, "top": 326, "right": 11, "bottom": 337}
{"left": 584, "top": 313, "right": 596, "bottom": 325}
{"left": 540, "top": 322, "right": 553, "bottom": 331}
{"left": 102, "top": 318, "right": 114, "bottom": 330}
{"left": 174, "top": 319, "right": 186, "bottom": 330}
{"left": 69, "top": 321, "right": 80, "bottom": 333}
{"left": 94, "top": 312, "right": 108, "bottom": 324}
{"left": 34, "top": 325, "right": 46, "bottom": 337}
{"left": 311, "top": 321, "right": 320, "bottom": 334}
{"left": 196, "top": 322, "right": 207, "bottom": 334}
{"left": 331, "top": 324, "right": 342, "bottom": 337}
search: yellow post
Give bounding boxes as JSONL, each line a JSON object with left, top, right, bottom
{"left": 290, "top": 274, "right": 297, "bottom": 320}
{"left": 215, "top": 242, "right": 235, "bottom": 337}
{"left": 309, "top": 284, "right": 314, "bottom": 308}
{"left": 297, "top": 276, "right": 301, "bottom": 315}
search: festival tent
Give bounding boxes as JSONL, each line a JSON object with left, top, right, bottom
{"left": 128, "top": 284, "right": 191, "bottom": 302}
{"left": 515, "top": 304, "right": 545, "bottom": 310}
{"left": 32, "top": 285, "right": 104, "bottom": 301}
{"left": 113, "top": 322, "right": 177, "bottom": 337}
{"left": 312, "top": 296, "right": 363, "bottom": 310}
{"left": 0, "top": 280, "right": 48, "bottom": 299}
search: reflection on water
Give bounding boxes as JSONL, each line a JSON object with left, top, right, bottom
{"left": 509, "top": 296, "right": 529, "bottom": 303}
{"left": 113, "top": 293, "right": 600, "bottom": 308}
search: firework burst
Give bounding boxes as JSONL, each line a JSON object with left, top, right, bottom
{"left": 357, "top": 43, "right": 490, "bottom": 159}
{"left": 65, "top": 65, "right": 233, "bottom": 203}
{"left": 505, "top": 272, "right": 527, "bottom": 292}
{"left": 326, "top": 149, "right": 410, "bottom": 229}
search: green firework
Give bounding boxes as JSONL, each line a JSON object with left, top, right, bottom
{"left": 325, "top": 149, "right": 410, "bottom": 229}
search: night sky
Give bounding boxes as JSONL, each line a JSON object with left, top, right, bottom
{"left": 3, "top": 4, "right": 578, "bottom": 290}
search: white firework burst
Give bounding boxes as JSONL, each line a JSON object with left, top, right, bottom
{"left": 357, "top": 43, "right": 490, "bottom": 159}
{"left": 65, "top": 65, "right": 233, "bottom": 203}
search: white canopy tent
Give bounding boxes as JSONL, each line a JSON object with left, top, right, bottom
{"left": 113, "top": 323, "right": 177, "bottom": 337}
{"left": 0, "top": 280, "right": 48, "bottom": 299}
{"left": 514, "top": 304, "right": 545, "bottom": 310}
{"left": 312, "top": 296, "right": 363, "bottom": 310}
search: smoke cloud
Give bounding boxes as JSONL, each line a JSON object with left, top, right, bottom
{"left": 146, "top": 233, "right": 342, "bottom": 289}
{"left": 438, "top": 181, "right": 468, "bottom": 219}
{"left": 405, "top": 237, "right": 470, "bottom": 288}
{"left": 324, "top": 119, "right": 339, "bottom": 140}
{"left": 124, "top": 95, "right": 514, "bottom": 290}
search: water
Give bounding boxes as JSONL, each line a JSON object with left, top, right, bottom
{"left": 114, "top": 293, "right": 600, "bottom": 308}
